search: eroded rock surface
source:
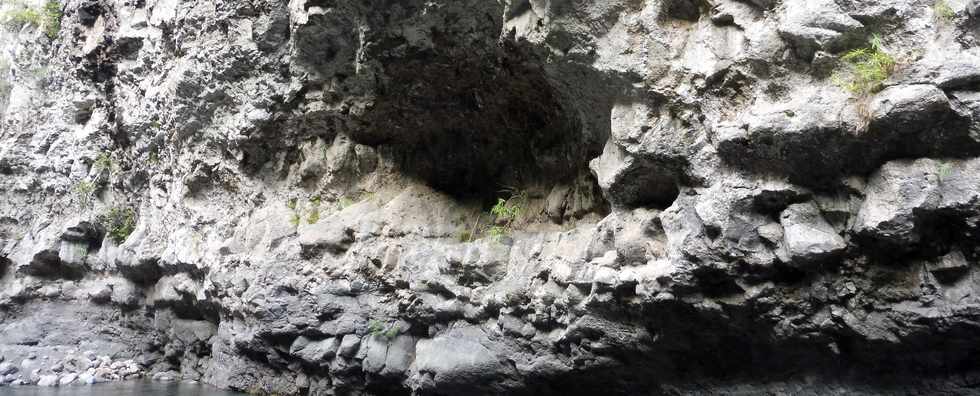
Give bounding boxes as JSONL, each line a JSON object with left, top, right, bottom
{"left": 2, "top": 0, "right": 980, "bottom": 394}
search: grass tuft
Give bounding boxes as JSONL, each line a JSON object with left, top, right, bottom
{"left": 833, "top": 34, "right": 896, "bottom": 95}
{"left": 73, "top": 181, "right": 95, "bottom": 210}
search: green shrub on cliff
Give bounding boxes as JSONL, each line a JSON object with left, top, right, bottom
{"left": 73, "top": 181, "right": 95, "bottom": 210}
{"left": 1, "top": 6, "right": 41, "bottom": 29}
{"left": 100, "top": 207, "right": 136, "bottom": 244}
{"left": 93, "top": 151, "right": 115, "bottom": 174}
{"left": 833, "top": 34, "right": 896, "bottom": 95}
{"left": 934, "top": 0, "right": 956, "bottom": 22}
{"left": 1, "top": 1, "right": 62, "bottom": 39}
{"left": 41, "top": 0, "right": 60, "bottom": 38}
{"left": 485, "top": 190, "right": 528, "bottom": 242}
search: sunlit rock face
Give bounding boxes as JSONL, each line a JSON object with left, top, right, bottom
{"left": 2, "top": 0, "right": 980, "bottom": 394}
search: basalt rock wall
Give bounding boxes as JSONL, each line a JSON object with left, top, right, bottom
{"left": 3, "top": 0, "right": 980, "bottom": 394}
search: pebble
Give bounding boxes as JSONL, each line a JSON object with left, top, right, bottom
{"left": 0, "top": 352, "right": 146, "bottom": 388}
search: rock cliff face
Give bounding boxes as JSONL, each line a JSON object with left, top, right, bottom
{"left": 3, "top": 0, "right": 980, "bottom": 394}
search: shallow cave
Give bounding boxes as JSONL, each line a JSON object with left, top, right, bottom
{"left": 351, "top": 41, "right": 609, "bottom": 211}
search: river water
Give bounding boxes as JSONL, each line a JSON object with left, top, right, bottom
{"left": 0, "top": 381, "right": 245, "bottom": 395}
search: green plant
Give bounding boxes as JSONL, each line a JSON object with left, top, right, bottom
{"left": 286, "top": 197, "right": 298, "bottom": 210}
{"left": 307, "top": 207, "right": 320, "bottom": 224}
{"left": 100, "top": 207, "right": 136, "bottom": 244}
{"left": 73, "top": 181, "right": 95, "bottom": 210}
{"left": 367, "top": 320, "right": 400, "bottom": 340}
{"left": 289, "top": 212, "right": 301, "bottom": 228}
{"left": 2, "top": 6, "right": 41, "bottom": 30}
{"left": 41, "top": 0, "right": 60, "bottom": 39}
{"left": 833, "top": 34, "right": 896, "bottom": 95}
{"left": 491, "top": 190, "right": 528, "bottom": 224}
{"left": 337, "top": 196, "right": 354, "bottom": 210}
{"left": 93, "top": 152, "right": 114, "bottom": 174}
{"left": 486, "top": 225, "right": 507, "bottom": 242}
{"left": 307, "top": 196, "right": 322, "bottom": 224}
{"left": 934, "top": 0, "right": 956, "bottom": 22}
{"left": 938, "top": 163, "right": 953, "bottom": 182}
{"left": 484, "top": 190, "right": 528, "bottom": 242}
{"left": 1, "top": 1, "right": 61, "bottom": 39}
{"left": 382, "top": 325, "right": 400, "bottom": 339}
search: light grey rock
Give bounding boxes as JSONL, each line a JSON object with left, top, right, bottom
{"left": 0, "top": 362, "right": 17, "bottom": 376}
{"left": 969, "top": 0, "right": 980, "bottom": 17}
{"left": 36, "top": 374, "right": 58, "bottom": 387}
{"left": 854, "top": 159, "right": 941, "bottom": 246}
{"left": 289, "top": 337, "right": 339, "bottom": 365}
{"left": 411, "top": 327, "right": 516, "bottom": 394}
{"left": 2, "top": 0, "right": 980, "bottom": 395}
{"left": 58, "top": 372, "right": 77, "bottom": 386}
{"left": 869, "top": 85, "right": 952, "bottom": 134}
{"left": 777, "top": 0, "right": 864, "bottom": 60}
{"left": 337, "top": 335, "right": 361, "bottom": 359}
{"left": 780, "top": 202, "right": 847, "bottom": 266}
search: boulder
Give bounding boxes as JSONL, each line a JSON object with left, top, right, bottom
{"left": 777, "top": 0, "right": 864, "bottom": 60}
{"left": 0, "top": 362, "right": 17, "bottom": 376}
{"left": 869, "top": 85, "right": 952, "bottom": 135}
{"left": 36, "top": 374, "right": 59, "bottom": 386}
{"left": 337, "top": 335, "right": 361, "bottom": 358}
{"left": 854, "top": 159, "right": 941, "bottom": 246}
{"left": 411, "top": 327, "right": 516, "bottom": 393}
{"left": 779, "top": 202, "right": 847, "bottom": 267}
{"left": 59, "top": 372, "right": 78, "bottom": 385}
{"left": 289, "top": 336, "right": 340, "bottom": 365}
